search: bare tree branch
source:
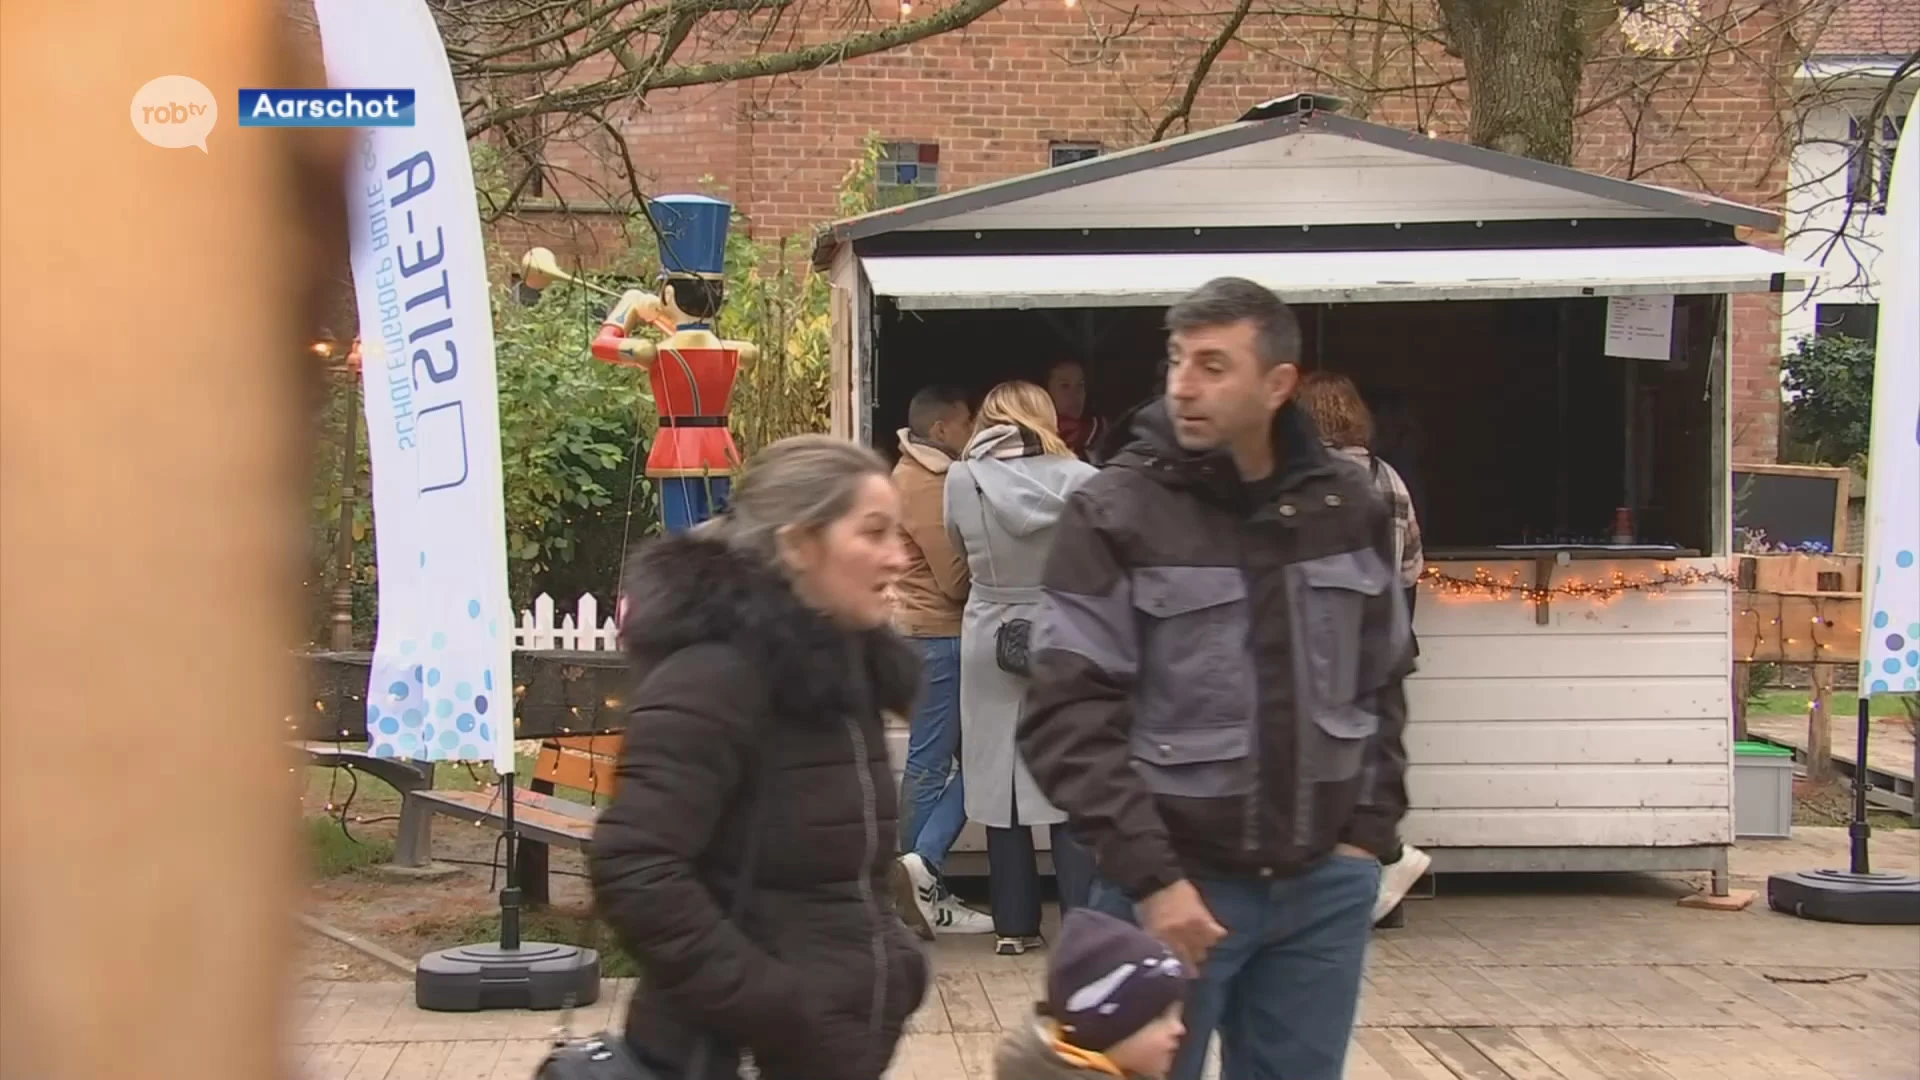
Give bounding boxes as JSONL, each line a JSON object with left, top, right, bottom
{"left": 1153, "top": 0, "right": 1254, "bottom": 141}
{"left": 454, "top": 0, "right": 1013, "bottom": 138}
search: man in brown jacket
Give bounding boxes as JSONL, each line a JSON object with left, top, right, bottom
{"left": 1020, "top": 279, "right": 1413, "bottom": 1080}
{"left": 890, "top": 385, "right": 993, "bottom": 936}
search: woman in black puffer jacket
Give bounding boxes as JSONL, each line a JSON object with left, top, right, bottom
{"left": 590, "top": 435, "right": 930, "bottom": 1080}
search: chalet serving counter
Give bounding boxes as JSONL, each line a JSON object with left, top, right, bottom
{"left": 1400, "top": 555, "right": 1733, "bottom": 890}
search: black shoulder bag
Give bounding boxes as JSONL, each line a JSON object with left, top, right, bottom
{"left": 536, "top": 754, "right": 771, "bottom": 1080}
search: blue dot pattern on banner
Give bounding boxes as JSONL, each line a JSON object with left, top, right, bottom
{"left": 1864, "top": 550, "right": 1918, "bottom": 695}
{"left": 365, "top": 594, "right": 506, "bottom": 764}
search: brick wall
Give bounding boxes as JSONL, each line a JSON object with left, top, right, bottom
{"left": 490, "top": 0, "right": 1803, "bottom": 459}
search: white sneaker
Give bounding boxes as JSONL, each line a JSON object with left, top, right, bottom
{"left": 1373, "top": 844, "right": 1432, "bottom": 924}
{"left": 995, "top": 934, "right": 1045, "bottom": 956}
{"left": 891, "top": 853, "right": 993, "bottom": 938}
{"left": 931, "top": 894, "right": 996, "bottom": 935}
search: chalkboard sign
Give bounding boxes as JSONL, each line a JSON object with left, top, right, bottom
{"left": 1731, "top": 464, "right": 1850, "bottom": 553}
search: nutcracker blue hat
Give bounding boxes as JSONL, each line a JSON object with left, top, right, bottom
{"left": 647, "top": 194, "right": 731, "bottom": 278}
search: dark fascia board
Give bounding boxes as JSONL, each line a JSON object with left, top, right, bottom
{"left": 809, "top": 110, "right": 1781, "bottom": 269}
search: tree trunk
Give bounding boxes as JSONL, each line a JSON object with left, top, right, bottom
{"left": 1806, "top": 664, "right": 1834, "bottom": 784}
{"left": 1732, "top": 661, "right": 1751, "bottom": 741}
{"left": 1437, "top": 0, "right": 1616, "bottom": 165}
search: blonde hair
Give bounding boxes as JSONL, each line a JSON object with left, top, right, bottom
{"left": 692, "top": 434, "right": 890, "bottom": 563}
{"left": 1295, "top": 372, "right": 1375, "bottom": 451}
{"left": 975, "top": 381, "right": 1074, "bottom": 458}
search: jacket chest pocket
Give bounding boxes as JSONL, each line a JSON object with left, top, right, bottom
{"left": 1128, "top": 566, "right": 1257, "bottom": 798}
{"left": 1285, "top": 550, "right": 1391, "bottom": 782}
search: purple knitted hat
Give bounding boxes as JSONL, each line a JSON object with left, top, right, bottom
{"left": 1045, "top": 909, "right": 1188, "bottom": 1051}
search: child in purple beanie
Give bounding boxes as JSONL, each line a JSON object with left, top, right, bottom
{"left": 993, "top": 909, "right": 1189, "bottom": 1080}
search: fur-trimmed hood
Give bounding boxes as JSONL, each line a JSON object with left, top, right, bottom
{"left": 617, "top": 532, "right": 922, "bottom": 726}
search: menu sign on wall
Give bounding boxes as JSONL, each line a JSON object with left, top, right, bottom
{"left": 1604, "top": 294, "right": 1676, "bottom": 361}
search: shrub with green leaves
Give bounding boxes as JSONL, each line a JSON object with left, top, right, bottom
{"left": 1782, "top": 333, "right": 1875, "bottom": 468}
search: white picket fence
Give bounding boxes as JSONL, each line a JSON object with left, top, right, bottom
{"left": 512, "top": 593, "right": 620, "bottom": 651}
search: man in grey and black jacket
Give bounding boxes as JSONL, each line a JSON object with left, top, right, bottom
{"left": 1018, "top": 277, "right": 1414, "bottom": 1080}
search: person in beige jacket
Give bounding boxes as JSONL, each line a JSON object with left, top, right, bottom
{"left": 890, "top": 385, "right": 994, "bottom": 937}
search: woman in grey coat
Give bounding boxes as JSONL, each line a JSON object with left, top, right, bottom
{"left": 944, "top": 381, "right": 1099, "bottom": 955}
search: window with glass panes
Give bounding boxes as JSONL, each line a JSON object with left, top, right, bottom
{"left": 1050, "top": 142, "right": 1103, "bottom": 167}
{"left": 1815, "top": 303, "right": 1879, "bottom": 344}
{"left": 877, "top": 141, "right": 940, "bottom": 207}
{"left": 1847, "top": 111, "right": 1906, "bottom": 214}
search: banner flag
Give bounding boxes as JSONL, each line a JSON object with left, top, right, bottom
{"left": 1862, "top": 95, "right": 1919, "bottom": 697}
{"left": 317, "top": 0, "right": 516, "bottom": 770}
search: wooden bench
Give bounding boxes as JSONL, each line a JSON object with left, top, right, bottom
{"left": 401, "top": 735, "right": 623, "bottom": 903}
{"left": 296, "top": 742, "right": 439, "bottom": 867}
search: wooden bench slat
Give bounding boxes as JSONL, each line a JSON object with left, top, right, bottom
{"left": 410, "top": 789, "right": 600, "bottom": 848}
{"left": 294, "top": 742, "right": 434, "bottom": 793}
{"left": 534, "top": 746, "right": 619, "bottom": 798}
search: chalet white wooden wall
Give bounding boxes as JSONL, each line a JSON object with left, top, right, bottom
{"left": 1402, "top": 559, "right": 1734, "bottom": 851}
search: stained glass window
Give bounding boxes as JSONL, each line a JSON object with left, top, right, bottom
{"left": 877, "top": 141, "right": 940, "bottom": 207}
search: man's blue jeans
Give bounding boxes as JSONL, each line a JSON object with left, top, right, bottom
{"left": 1090, "top": 852, "right": 1379, "bottom": 1080}
{"left": 899, "top": 636, "right": 965, "bottom": 871}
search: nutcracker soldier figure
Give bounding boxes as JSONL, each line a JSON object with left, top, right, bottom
{"left": 587, "top": 194, "right": 758, "bottom": 533}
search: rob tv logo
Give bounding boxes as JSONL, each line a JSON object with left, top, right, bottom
{"left": 130, "top": 75, "right": 218, "bottom": 152}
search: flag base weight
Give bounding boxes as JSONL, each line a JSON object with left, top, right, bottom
{"left": 412, "top": 772, "right": 603, "bottom": 1011}
{"left": 415, "top": 940, "right": 601, "bottom": 1011}
{"left": 1767, "top": 699, "right": 1920, "bottom": 926}
{"left": 1766, "top": 869, "right": 1920, "bottom": 925}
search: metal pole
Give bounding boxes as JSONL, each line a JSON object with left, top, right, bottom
{"left": 1849, "top": 695, "right": 1872, "bottom": 875}
{"left": 501, "top": 770, "right": 524, "bottom": 951}
{"left": 329, "top": 354, "right": 361, "bottom": 651}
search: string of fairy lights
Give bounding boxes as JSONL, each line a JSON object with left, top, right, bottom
{"left": 1421, "top": 564, "right": 1860, "bottom": 665}
{"left": 293, "top": 680, "right": 630, "bottom": 823}
{"left": 1735, "top": 593, "right": 1858, "bottom": 664}
{"left": 1419, "top": 563, "right": 1739, "bottom": 603}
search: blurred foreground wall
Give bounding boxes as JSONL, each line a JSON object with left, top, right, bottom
{"left": 1, "top": 3, "right": 345, "bottom": 1077}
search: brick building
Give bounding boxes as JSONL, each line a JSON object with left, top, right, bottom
{"left": 480, "top": 0, "right": 1827, "bottom": 460}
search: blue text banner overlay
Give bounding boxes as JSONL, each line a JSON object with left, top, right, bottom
{"left": 238, "top": 88, "right": 416, "bottom": 127}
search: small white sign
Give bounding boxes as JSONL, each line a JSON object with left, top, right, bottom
{"left": 1604, "top": 294, "right": 1675, "bottom": 361}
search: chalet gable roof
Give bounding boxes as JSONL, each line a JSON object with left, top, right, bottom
{"left": 810, "top": 108, "right": 1780, "bottom": 269}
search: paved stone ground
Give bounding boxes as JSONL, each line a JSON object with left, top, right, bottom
{"left": 292, "top": 828, "right": 1920, "bottom": 1080}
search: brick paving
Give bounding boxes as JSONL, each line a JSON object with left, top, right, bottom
{"left": 292, "top": 827, "right": 1920, "bottom": 1079}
